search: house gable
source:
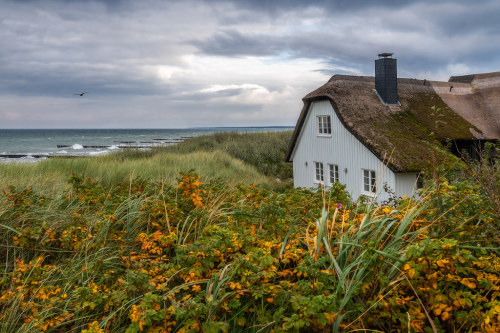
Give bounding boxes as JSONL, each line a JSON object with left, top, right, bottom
{"left": 291, "top": 100, "right": 400, "bottom": 201}
{"left": 289, "top": 97, "right": 392, "bottom": 170}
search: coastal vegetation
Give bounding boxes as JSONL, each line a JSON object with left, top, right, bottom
{"left": 0, "top": 131, "right": 293, "bottom": 192}
{"left": 0, "top": 132, "right": 498, "bottom": 332}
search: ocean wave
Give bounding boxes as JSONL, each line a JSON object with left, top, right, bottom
{"left": 72, "top": 144, "right": 84, "bottom": 150}
{"left": 89, "top": 151, "right": 107, "bottom": 156}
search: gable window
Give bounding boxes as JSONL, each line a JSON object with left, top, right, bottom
{"left": 314, "top": 162, "right": 324, "bottom": 183}
{"left": 328, "top": 164, "right": 339, "bottom": 184}
{"left": 363, "top": 169, "right": 377, "bottom": 194}
{"left": 317, "top": 115, "right": 331, "bottom": 135}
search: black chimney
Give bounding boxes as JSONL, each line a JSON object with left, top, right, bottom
{"left": 375, "top": 53, "right": 399, "bottom": 105}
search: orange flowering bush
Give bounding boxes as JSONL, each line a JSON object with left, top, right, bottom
{"left": 177, "top": 171, "right": 206, "bottom": 208}
{"left": 0, "top": 170, "right": 498, "bottom": 332}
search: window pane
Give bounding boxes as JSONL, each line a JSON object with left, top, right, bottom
{"left": 315, "top": 162, "right": 324, "bottom": 181}
{"left": 363, "top": 169, "right": 377, "bottom": 193}
{"left": 317, "top": 116, "right": 331, "bottom": 135}
{"left": 329, "top": 164, "right": 338, "bottom": 183}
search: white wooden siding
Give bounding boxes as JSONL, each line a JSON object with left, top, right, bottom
{"left": 291, "top": 100, "right": 401, "bottom": 202}
{"left": 395, "top": 173, "right": 419, "bottom": 198}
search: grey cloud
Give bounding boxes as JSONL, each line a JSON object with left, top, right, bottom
{"left": 240, "top": 0, "right": 493, "bottom": 12}
{"left": 191, "top": 0, "right": 500, "bottom": 77}
{"left": 0, "top": 0, "right": 499, "bottom": 128}
{"left": 221, "top": 0, "right": 417, "bottom": 15}
{"left": 170, "top": 88, "right": 249, "bottom": 102}
{"left": 0, "top": 0, "right": 189, "bottom": 98}
{"left": 190, "top": 30, "right": 285, "bottom": 57}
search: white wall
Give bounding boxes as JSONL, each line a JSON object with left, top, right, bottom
{"left": 395, "top": 172, "right": 420, "bottom": 198}
{"left": 291, "top": 99, "right": 401, "bottom": 202}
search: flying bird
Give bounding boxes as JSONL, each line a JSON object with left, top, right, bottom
{"left": 74, "top": 92, "right": 88, "bottom": 96}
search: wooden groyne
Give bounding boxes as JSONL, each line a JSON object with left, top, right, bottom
{"left": 0, "top": 154, "right": 48, "bottom": 159}
{"left": 1, "top": 137, "right": 189, "bottom": 160}
{"left": 0, "top": 154, "right": 77, "bottom": 159}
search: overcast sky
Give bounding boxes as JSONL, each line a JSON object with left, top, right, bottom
{"left": 1, "top": 0, "right": 499, "bottom": 128}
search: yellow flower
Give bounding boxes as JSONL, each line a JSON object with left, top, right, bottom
{"left": 129, "top": 305, "right": 141, "bottom": 322}
{"left": 382, "top": 207, "right": 392, "bottom": 215}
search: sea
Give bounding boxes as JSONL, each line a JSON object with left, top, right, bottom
{"left": 0, "top": 127, "right": 293, "bottom": 163}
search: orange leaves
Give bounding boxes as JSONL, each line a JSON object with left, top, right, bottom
{"left": 82, "top": 321, "right": 105, "bottom": 333}
{"left": 432, "top": 303, "right": 452, "bottom": 321}
{"left": 137, "top": 231, "right": 177, "bottom": 255}
{"left": 191, "top": 284, "right": 202, "bottom": 292}
{"left": 403, "top": 263, "right": 416, "bottom": 279}
{"left": 129, "top": 304, "right": 142, "bottom": 323}
{"left": 460, "top": 278, "right": 477, "bottom": 289}
{"left": 436, "top": 258, "right": 450, "bottom": 268}
{"left": 177, "top": 172, "right": 206, "bottom": 208}
{"left": 34, "top": 286, "right": 61, "bottom": 301}
{"left": 228, "top": 281, "right": 242, "bottom": 290}
{"left": 381, "top": 206, "right": 392, "bottom": 215}
{"left": 391, "top": 240, "right": 500, "bottom": 332}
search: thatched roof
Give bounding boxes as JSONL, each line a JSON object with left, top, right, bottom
{"left": 286, "top": 73, "right": 500, "bottom": 172}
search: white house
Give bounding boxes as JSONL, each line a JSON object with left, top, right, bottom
{"left": 286, "top": 54, "right": 500, "bottom": 202}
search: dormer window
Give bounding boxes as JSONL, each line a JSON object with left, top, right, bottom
{"left": 317, "top": 115, "right": 331, "bottom": 135}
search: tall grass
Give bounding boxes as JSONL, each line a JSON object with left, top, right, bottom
{"left": 0, "top": 186, "right": 150, "bottom": 332}
{"left": 298, "top": 191, "right": 434, "bottom": 331}
{"left": 163, "top": 131, "right": 293, "bottom": 180}
{"left": 0, "top": 150, "right": 271, "bottom": 192}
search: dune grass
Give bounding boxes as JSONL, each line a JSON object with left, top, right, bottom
{"left": 162, "top": 131, "right": 293, "bottom": 180}
{"left": 0, "top": 150, "right": 271, "bottom": 193}
{"left": 0, "top": 131, "right": 292, "bottom": 193}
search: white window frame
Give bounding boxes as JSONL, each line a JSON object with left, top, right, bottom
{"left": 328, "top": 164, "right": 339, "bottom": 184}
{"left": 317, "top": 115, "right": 332, "bottom": 136}
{"left": 314, "top": 162, "right": 324, "bottom": 183}
{"left": 362, "top": 169, "right": 377, "bottom": 195}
